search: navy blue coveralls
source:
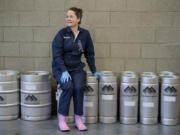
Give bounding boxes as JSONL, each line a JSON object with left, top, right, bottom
{"left": 52, "top": 26, "right": 96, "bottom": 116}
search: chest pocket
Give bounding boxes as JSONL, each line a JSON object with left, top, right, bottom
{"left": 63, "top": 35, "right": 75, "bottom": 52}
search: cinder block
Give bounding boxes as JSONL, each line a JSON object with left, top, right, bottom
{"left": 95, "top": 0, "right": 126, "bottom": 11}
{"left": 0, "top": 0, "right": 4, "bottom": 10}
{"left": 141, "top": 12, "right": 173, "bottom": 27}
{"left": 111, "top": 44, "right": 140, "bottom": 58}
{"left": 94, "top": 43, "right": 110, "bottom": 58}
{"left": 65, "top": 0, "right": 96, "bottom": 11}
{"left": 0, "top": 11, "right": 19, "bottom": 26}
{"left": 95, "top": 58, "right": 112, "bottom": 72}
{"left": 156, "top": 28, "right": 180, "bottom": 42}
{"left": 20, "top": 12, "right": 49, "bottom": 26}
{"left": 4, "top": 27, "right": 33, "bottom": 42}
{"left": 95, "top": 27, "right": 154, "bottom": 43}
{"left": 110, "top": 12, "right": 141, "bottom": 27}
{"left": 126, "top": 28, "right": 155, "bottom": 42}
{"left": 173, "top": 12, "right": 180, "bottom": 27}
{"left": 0, "top": 28, "right": 3, "bottom": 41}
{"left": 4, "top": 57, "right": 34, "bottom": 72}
{"left": 157, "top": 59, "right": 180, "bottom": 73}
{"left": 95, "top": 58, "right": 124, "bottom": 73}
{"left": 34, "top": 27, "right": 59, "bottom": 42}
{"left": 0, "top": 42, "right": 19, "bottom": 56}
{"left": 142, "top": 45, "right": 180, "bottom": 58}
{"left": 5, "top": 0, "right": 34, "bottom": 11}
{"left": 35, "top": 58, "right": 51, "bottom": 72}
{"left": 95, "top": 27, "right": 126, "bottom": 42}
{"left": 49, "top": 11, "right": 66, "bottom": 26}
{"left": 125, "top": 59, "right": 156, "bottom": 73}
{"left": 0, "top": 57, "right": 4, "bottom": 69}
{"left": 83, "top": 12, "right": 110, "bottom": 26}
{"left": 110, "top": 59, "right": 124, "bottom": 73}
{"left": 35, "top": 0, "right": 65, "bottom": 11}
{"left": 35, "top": 0, "right": 64, "bottom": 11}
{"left": 20, "top": 42, "right": 50, "bottom": 57}
{"left": 127, "top": 0, "right": 179, "bottom": 11}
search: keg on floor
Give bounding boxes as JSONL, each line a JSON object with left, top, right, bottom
{"left": 21, "top": 71, "right": 51, "bottom": 121}
{"left": 56, "top": 84, "right": 74, "bottom": 123}
{"left": 0, "top": 70, "right": 19, "bottom": 120}
{"left": 161, "top": 75, "right": 180, "bottom": 125}
{"left": 120, "top": 73, "right": 139, "bottom": 124}
{"left": 83, "top": 72, "right": 98, "bottom": 123}
{"left": 99, "top": 71, "right": 117, "bottom": 123}
{"left": 140, "top": 75, "right": 159, "bottom": 124}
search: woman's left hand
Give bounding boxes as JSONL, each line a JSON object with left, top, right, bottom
{"left": 93, "top": 72, "right": 103, "bottom": 77}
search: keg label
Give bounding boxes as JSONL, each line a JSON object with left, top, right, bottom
{"left": 124, "top": 101, "right": 135, "bottom": 106}
{"left": 122, "top": 86, "right": 137, "bottom": 96}
{"left": 143, "top": 102, "right": 154, "bottom": 107}
{"left": 24, "top": 94, "right": 40, "bottom": 104}
{"left": 85, "top": 85, "right": 94, "bottom": 96}
{"left": 0, "top": 95, "right": 6, "bottom": 104}
{"left": 84, "top": 102, "right": 93, "bottom": 107}
{"left": 163, "top": 86, "right": 177, "bottom": 96}
{"left": 102, "top": 95, "right": 113, "bottom": 100}
{"left": 142, "top": 87, "right": 157, "bottom": 97}
{"left": 101, "top": 85, "right": 114, "bottom": 95}
{"left": 164, "top": 96, "right": 176, "bottom": 102}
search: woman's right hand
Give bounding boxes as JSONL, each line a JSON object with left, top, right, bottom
{"left": 60, "top": 71, "right": 72, "bottom": 84}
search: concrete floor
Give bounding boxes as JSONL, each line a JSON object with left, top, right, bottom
{"left": 0, "top": 117, "right": 180, "bottom": 135}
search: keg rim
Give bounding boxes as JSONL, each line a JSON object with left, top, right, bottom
{"left": 0, "top": 70, "right": 19, "bottom": 76}
{"left": 21, "top": 71, "right": 50, "bottom": 76}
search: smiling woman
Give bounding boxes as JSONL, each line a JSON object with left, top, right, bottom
{"left": 51, "top": 7, "right": 102, "bottom": 132}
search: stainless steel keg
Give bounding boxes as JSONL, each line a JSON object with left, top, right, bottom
{"left": 0, "top": 70, "right": 19, "bottom": 120}
{"left": 99, "top": 72, "right": 117, "bottom": 123}
{"left": 56, "top": 84, "right": 74, "bottom": 123}
{"left": 120, "top": 74, "right": 139, "bottom": 124}
{"left": 21, "top": 71, "right": 51, "bottom": 121}
{"left": 140, "top": 75, "right": 159, "bottom": 124}
{"left": 161, "top": 75, "right": 180, "bottom": 125}
{"left": 83, "top": 72, "right": 98, "bottom": 123}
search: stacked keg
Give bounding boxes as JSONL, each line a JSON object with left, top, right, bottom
{"left": 20, "top": 71, "right": 51, "bottom": 121}
{"left": 161, "top": 74, "right": 180, "bottom": 125}
{"left": 99, "top": 71, "right": 117, "bottom": 123}
{"left": 140, "top": 72, "right": 159, "bottom": 124}
{"left": 56, "top": 84, "right": 74, "bottom": 123}
{"left": 0, "top": 70, "right": 19, "bottom": 120}
{"left": 120, "top": 71, "right": 138, "bottom": 124}
{"left": 83, "top": 71, "right": 98, "bottom": 123}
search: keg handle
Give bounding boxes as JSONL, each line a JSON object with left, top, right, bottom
{"left": 0, "top": 96, "right": 4, "bottom": 101}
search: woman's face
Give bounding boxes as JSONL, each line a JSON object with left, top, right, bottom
{"left": 66, "top": 10, "right": 80, "bottom": 27}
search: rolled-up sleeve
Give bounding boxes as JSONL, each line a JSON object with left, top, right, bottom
{"left": 52, "top": 31, "right": 67, "bottom": 82}
{"left": 84, "top": 31, "right": 96, "bottom": 74}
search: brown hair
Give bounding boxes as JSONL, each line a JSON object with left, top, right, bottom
{"left": 68, "top": 7, "right": 83, "bottom": 24}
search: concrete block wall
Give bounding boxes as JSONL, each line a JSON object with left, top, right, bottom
{"left": 0, "top": 0, "right": 180, "bottom": 74}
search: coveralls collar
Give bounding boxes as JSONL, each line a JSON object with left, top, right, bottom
{"left": 67, "top": 26, "right": 83, "bottom": 33}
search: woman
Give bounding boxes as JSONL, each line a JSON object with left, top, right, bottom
{"left": 52, "top": 7, "right": 102, "bottom": 131}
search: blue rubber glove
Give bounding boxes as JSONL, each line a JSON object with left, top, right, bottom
{"left": 93, "top": 72, "right": 103, "bottom": 77}
{"left": 60, "top": 71, "right": 72, "bottom": 84}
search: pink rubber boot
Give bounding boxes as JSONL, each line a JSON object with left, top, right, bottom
{"left": 75, "top": 115, "right": 88, "bottom": 131}
{"left": 58, "top": 114, "right": 70, "bottom": 132}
